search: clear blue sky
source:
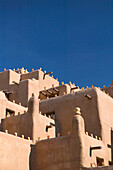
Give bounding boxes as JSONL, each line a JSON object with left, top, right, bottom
{"left": 0, "top": 0, "right": 113, "bottom": 88}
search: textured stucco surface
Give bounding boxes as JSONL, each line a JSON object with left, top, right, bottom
{"left": 0, "top": 69, "right": 113, "bottom": 170}
{"left": 0, "top": 131, "right": 31, "bottom": 170}
{"left": 3, "top": 96, "right": 55, "bottom": 140}
{"left": 82, "top": 166, "right": 113, "bottom": 170}
{"left": 40, "top": 88, "right": 101, "bottom": 137}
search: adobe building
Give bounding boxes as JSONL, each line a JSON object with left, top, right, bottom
{"left": 0, "top": 67, "right": 113, "bottom": 170}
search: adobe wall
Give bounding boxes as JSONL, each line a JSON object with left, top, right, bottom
{"left": 30, "top": 135, "right": 81, "bottom": 170}
{"left": 82, "top": 134, "right": 109, "bottom": 167}
{"left": 0, "top": 78, "right": 39, "bottom": 107}
{"left": 3, "top": 112, "right": 34, "bottom": 139}
{"left": 102, "top": 85, "right": 113, "bottom": 98}
{"left": 7, "top": 79, "right": 39, "bottom": 107}
{"left": 82, "top": 166, "right": 113, "bottom": 170}
{"left": 0, "top": 69, "right": 58, "bottom": 106}
{"left": 21, "top": 70, "right": 40, "bottom": 81}
{"left": 39, "top": 84, "right": 71, "bottom": 100}
{"left": 9, "top": 69, "right": 20, "bottom": 84}
{"left": 95, "top": 89, "right": 113, "bottom": 160}
{"left": 0, "top": 95, "right": 112, "bottom": 170}
{"left": 0, "top": 131, "right": 31, "bottom": 170}
{"left": 0, "top": 92, "right": 6, "bottom": 130}
{"left": 40, "top": 87, "right": 113, "bottom": 161}
{"left": 21, "top": 69, "right": 59, "bottom": 91}
{"left": 72, "top": 111, "right": 110, "bottom": 167}
{"left": 0, "top": 91, "right": 27, "bottom": 130}
{"left": 0, "top": 70, "right": 20, "bottom": 89}
{"left": 5, "top": 99, "right": 27, "bottom": 115}
{"left": 0, "top": 70, "right": 9, "bottom": 89}
{"left": 9, "top": 80, "right": 29, "bottom": 106}
{"left": 3, "top": 96, "right": 55, "bottom": 140}
{"left": 40, "top": 87, "right": 101, "bottom": 138}
{"left": 30, "top": 112, "right": 109, "bottom": 170}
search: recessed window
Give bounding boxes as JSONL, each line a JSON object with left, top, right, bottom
{"left": 6, "top": 108, "right": 15, "bottom": 117}
{"left": 96, "top": 157, "right": 104, "bottom": 166}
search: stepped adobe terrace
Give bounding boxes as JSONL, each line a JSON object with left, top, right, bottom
{"left": 0, "top": 67, "right": 113, "bottom": 170}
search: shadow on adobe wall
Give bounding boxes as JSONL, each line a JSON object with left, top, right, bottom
{"left": 82, "top": 165, "right": 113, "bottom": 170}
{"left": 107, "top": 128, "right": 113, "bottom": 163}
{"left": 0, "top": 119, "right": 3, "bottom": 131}
{"left": 29, "top": 144, "right": 35, "bottom": 170}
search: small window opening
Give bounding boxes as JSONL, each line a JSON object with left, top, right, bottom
{"left": 6, "top": 109, "right": 15, "bottom": 117}
{"left": 96, "top": 157, "right": 104, "bottom": 166}
{"left": 109, "top": 161, "right": 113, "bottom": 165}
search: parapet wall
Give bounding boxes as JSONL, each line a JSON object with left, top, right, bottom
{"left": 0, "top": 91, "right": 27, "bottom": 130}
{"left": 3, "top": 96, "right": 55, "bottom": 140}
{"left": 82, "top": 166, "right": 113, "bottom": 170}
{"left": 3, "top": 112, "right": 34, "bottom": 139}
{"left": 0, "top": 70, "right": 20, "bottom": 89}
{"left": 21, "top": 69, "right": 59, "bottom": 91}
{"left": 30, "top": 111, "right": 110, "bottom": 170}
{"left": 0, "top": 104, "right": 111, "bottom": 170}
{"left": 40, "top": 87, "right": 113, "bottom": 157}
{"left": 8, "top": 79, "right": 39, "bottom": 107}
{"left": 40, "top": 87, "right": 102, "bottom": 138}
{"left": 0, "top": 68, "right": 59, "bottom": 107}
{"left": 97, "top": 88, "right": 113, "bottom": 144}
{"left": 0, "top": 131, "right": 31, "bottom": 170}
{"left": 30, "top": 135, "right": 80, "bottom": 170}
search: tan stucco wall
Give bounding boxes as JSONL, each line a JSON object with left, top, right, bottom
{"left": 40, "top": 87, "right": 101, "bottom": 138}
{"left": 0, "top": 91, "right": 27, "bottom": 130}
{"left": 102, "top": 85, "right": 113, "bottom": 99}
{"left": 96, "top": 89, "right": 113, "bottom": 145}
{"left": 1, "top": 68, "right": 113, "bottom": 169}
{"left": 30, "top": 136, "right": 80, "bottom": 170}
{"left": 5, "top": 100, "right": 27, "bottom": 115}
{"left": 30, "top": 113, "right": 109, "bottom": 170}
{"left": 0, "top": 70, "right": 20, "bottom": 89}
{"left": 3, "top": 96, "right": 55, "bottom": 140}
{"left": 39, "top": 84, "right": 71, "bottom": 100}
{"left": 0, "top": 69, "right": 58, "bottom": 107}
{"left": 72, "top": 113, "right": 109, "bottom": 167}
{"left": 0, "top": 131, "right": 31, "bottom": 170}
{"left": 21, "top": 69, "right": 59, "bottom": 91}
{"left": 0, "top": 92, "right": 6, "bottom": 130}
{"left": 82, "top": 134, "right": 109, "bottom": 167}
{"left": 9, "top": 69, "right": 20, "bottom": 84}
{"left": 0, "top": 70, "right": 9, "bottom": 89}
{"left": 0, "top": 92, "right": 112, "bottom": 170}
{"left": 82, "top": 166, "right": 113, "bottom": 170}
{"left": 21, "top": 70, "right": 39, "bottom": 81}
{"left": 8, "top": 79, "right": 39, "bottom": 107}
{"left": 3, "top": 112, "right": 34, "bottom": 139}
{"left": 40, "top": 87, "right": 113, "bottom": 162}
{"left": 0, "top": 78, "right": 38, "bottom": 107}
